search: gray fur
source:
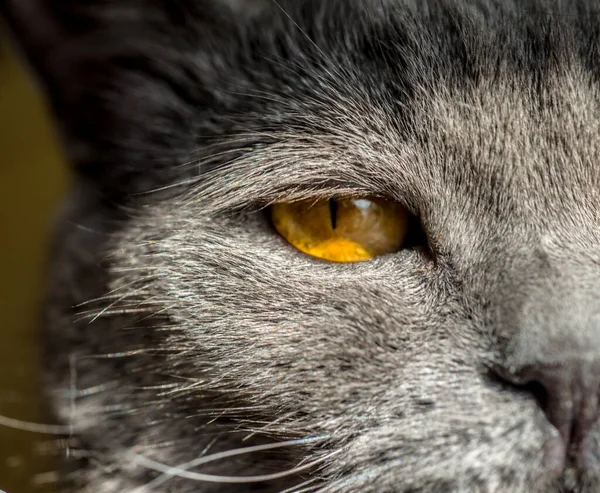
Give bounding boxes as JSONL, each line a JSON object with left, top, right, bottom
{"left": 4, "top": 0, "right": 600, "bottom": 491}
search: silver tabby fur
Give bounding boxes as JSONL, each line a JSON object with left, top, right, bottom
{"left": 4, "top": 0, "right": 600, "bottom": 491}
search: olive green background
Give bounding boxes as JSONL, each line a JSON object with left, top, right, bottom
{"left": 0, "top": 29, "right": 69, "bottom": 493}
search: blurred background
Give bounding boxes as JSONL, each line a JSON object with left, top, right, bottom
{"left": 0, "top": 25, "right": 69, "bottom": 493}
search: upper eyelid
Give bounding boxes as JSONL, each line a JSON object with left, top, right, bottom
{"left": 185, "top": 143, "right": 420, "bottom": 215}
{"left": 194, "top": 171, "right": 391, "bottom": 216}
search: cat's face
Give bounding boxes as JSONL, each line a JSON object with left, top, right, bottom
{"left": 5, "top": 0, "right": 600, "bottom": 491}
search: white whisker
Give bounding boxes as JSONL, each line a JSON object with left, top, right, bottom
{"left": 128, "top": 436, "right": 335, "bottom": 490}
{"left": 279, "top": 477, "right": 321, "bottom": 493}
{"left": 0, "top": 415, "right": 72, "bottom": 435}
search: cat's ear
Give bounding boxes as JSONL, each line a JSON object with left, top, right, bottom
{"left": 0, "top": 0, "right": 266, "bottom": 194}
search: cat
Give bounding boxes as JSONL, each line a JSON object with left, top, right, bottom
{"left": 3, "top": 0, "right": 600, "bottom": 491}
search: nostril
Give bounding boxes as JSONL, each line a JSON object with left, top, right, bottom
{"left": 488, "top": 366, "right": 549, "bottom": 409}
{"left": 523, "top": 382, "right": 549, "bottom": 413}
{"left": 489, "top": 362, "right": 600, "bottom": 474}
{"left": 522, "top": 380, "right": 549, "bottom": 411}
{"left": 491, "top": 364, "right": 574, "bottom": 435}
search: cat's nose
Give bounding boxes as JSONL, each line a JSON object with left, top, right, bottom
{"left": 496, "top": 360, "right": 600, "bottom": 474}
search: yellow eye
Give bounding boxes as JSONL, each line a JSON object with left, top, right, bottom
{"left": 271, "top": 196, "right": 409, "bottom": 262}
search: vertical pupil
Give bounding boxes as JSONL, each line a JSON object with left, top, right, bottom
{"left": 329, "top": 198, "right": 338, "bottom": 230}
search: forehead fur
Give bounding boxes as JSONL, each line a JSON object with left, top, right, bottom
{"left": 8, "top": 0, "right": 600, "bottom": 199}
{"left": 179, "top": 1, "right": 600, "bottom": 244}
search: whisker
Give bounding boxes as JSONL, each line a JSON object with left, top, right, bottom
{"left": 73, "top": 274, "right": 161, "bottom": 307}
{"left": 128, "top": 436, "right": 335, "bottom": 489}
{"left": 78, "top": 306, "right": 158, "bottom": 322}
{"left": 279, "top": 477, "right": 321, "bottom": 493}
{"left": 83, "top": 349, "right": 152, "bottom": 359}
{"left": 84, "top": 285, "right": 162, "bottom": 324}
{"left": 242, "top": 412, "right": 295, "bottom": 441}
{"left": 0, "top": 415, "right": 72, "bottom": 435}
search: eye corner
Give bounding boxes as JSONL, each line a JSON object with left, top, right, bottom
{"left": 402, "top": 212, "right": 431, "bottom": 250}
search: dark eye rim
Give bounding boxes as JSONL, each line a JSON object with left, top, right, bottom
{"left": 403, "top": 211, "right": 430, "bottom": 251}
